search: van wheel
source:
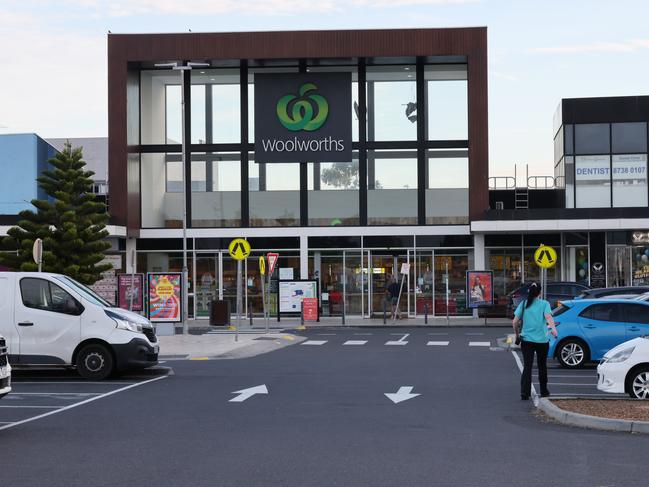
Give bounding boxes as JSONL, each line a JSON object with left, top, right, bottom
{"left": 76, "top": 344, "right": 114, "bottom": 380}
{"left": 557, "top": 339, "right": 589, "bottom": 368}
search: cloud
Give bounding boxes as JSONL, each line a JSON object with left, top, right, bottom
{"left": 532, "top": 38, "right": 649, "bottom": 54}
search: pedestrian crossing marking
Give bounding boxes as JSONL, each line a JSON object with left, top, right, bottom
{"left": 469, "top": 341, "right": 491, "bottom": 347}
{"left": 385, "top": 341, "right": 408, "bottom": 346}
{"left": 301, "top": 340, "right": 327, "bottom": 346}
{"left": 343, "top": 340, "right": 368, "bottom": 346}
{"left": 427, "top": 341, "right": 450, "bottom": 346}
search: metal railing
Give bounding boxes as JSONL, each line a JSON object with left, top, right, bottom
{"left": 488, "top": 176, "right": 516, "bottom": 190}
{"left": 527, "top": 176, "right": 556, "bottom": 189}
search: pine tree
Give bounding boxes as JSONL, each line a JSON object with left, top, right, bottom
{"left": 0, "top": 142, "right": 112, "bottom": 284}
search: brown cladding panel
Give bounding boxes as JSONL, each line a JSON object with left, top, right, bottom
{"left": 108, "top": 27, "right": 488, "bottom": 230}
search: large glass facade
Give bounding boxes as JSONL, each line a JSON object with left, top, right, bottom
{"left": 139, "top": 58, "right": 470, "bottom": 229}
{"left": 563, "top": 122, "right": 649, "bottom": 209}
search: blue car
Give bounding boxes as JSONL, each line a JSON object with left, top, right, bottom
{"left": 549, "top": 299, "right": 649, "bottom": 368}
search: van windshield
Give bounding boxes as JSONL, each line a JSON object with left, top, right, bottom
{"left": 54, "top": 276, "right": 112, "bottom": 308}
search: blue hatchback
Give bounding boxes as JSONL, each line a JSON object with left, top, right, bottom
{"left": 549, "top": 299, "right": 649, "bottom": 368}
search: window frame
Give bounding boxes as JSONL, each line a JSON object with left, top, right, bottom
{"left": 19, "top": 278, "right": 84, "bottom": 316}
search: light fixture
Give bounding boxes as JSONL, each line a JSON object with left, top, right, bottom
{"left": 404, "top": 67, "right": 410, "bottom": 71}
{"left": 200, "top": 71, "right": 205, "bottom": 74}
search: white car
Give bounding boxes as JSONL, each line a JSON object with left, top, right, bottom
{"left": 0, "top": 334, "right": 11, "bottom": 398}
{"left": 597, "top": 336, "right": 649, "bottom": 399}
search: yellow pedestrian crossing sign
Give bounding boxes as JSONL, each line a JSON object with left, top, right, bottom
{"left": 534, "top": 244, "right": 557, "bottom": 269}
{"left": 259, "top": 256, "right": 266, "bottom": 275}
{"left": 228, "top": 238, "right": 251, "bottom": 261}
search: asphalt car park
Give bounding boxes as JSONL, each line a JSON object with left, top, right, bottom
{"left": 0, "top": 367, "right": 170, "bottom": 431}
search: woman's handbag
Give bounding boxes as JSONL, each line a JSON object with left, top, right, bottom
{"left": 515, "top": 300, "right": 526, "bottom": 345}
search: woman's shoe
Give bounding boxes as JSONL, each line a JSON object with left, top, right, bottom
{"left": 520, "top": 394, "right": 530, "bottom": 400}
{"left": 541, "top": 391, "right": 551, "bottom": 398}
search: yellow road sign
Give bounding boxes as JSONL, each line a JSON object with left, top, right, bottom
{"left": 259, "top": 256, "right": 266, "bottom": 275}
{"left": 534, "top": 244, "right": 557, "bottom": 269}
{"left": 228, "top": 238, "right": 251, "bottom": 261}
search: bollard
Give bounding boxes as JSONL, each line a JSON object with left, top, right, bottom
{"left": 383, "top": 298, "right": 387, "bottom": 325}
{"left": 249, "top": 301, "right": 253, "bottom": 328}
{"left": 301, "top": 301, "right": 304, "bottom": 326}
{"left": 342, "top": 299, "right": 346, "bottom": 325}
{"left": 424, "top": 303, "right": 428, "bottom": 325}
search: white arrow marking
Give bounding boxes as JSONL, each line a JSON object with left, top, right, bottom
{"left": 384, "top": 386, "right": 420, "bottom": 404}
{"left": 229, "top": 384, "right": 268, "bottom": 403}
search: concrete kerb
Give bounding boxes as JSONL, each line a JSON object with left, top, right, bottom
{"left": 158, "top": 333, "right": 307, "bottom": 361}
{"left": 537, "top": 397, "right": 649, "bottom": 434}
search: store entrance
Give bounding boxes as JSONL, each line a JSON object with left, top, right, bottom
{"left": 368, "top": 252, "right": 411, "bottom": 318}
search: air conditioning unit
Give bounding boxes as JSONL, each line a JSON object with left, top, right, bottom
{"left": 495, "top": 201, "right": 504, "bottom": 210}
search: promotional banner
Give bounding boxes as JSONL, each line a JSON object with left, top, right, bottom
{"left": 118, "top": 274, "right": 144, "bottom": 312}
{"left": 255, "top": 73, "right": 352, "bottom": 163}
{"left": 147, "top": 273, "right": 182, "bottom": 322}
{"left": 466, "top": 271, "right": 494, "bottom": 308}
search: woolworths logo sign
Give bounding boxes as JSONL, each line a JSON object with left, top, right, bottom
{"left": 255, "top": 73, "right": 352, "bottom": 163}
{"left": 277, "top": 83, "right": 329, "bottom": 132}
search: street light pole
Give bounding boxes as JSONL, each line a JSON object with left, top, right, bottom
{"left": 155, "top": 61, "right": 208, "bottom": 334}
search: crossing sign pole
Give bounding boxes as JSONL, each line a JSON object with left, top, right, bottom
{"left": 229, "top": 238, "right": 252, "bottom": 342}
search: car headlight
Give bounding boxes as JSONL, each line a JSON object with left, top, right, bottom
{"left": 603, "top": 347, "right": 635, "bottom": 364}
{"left": 105, "top": 310, "right": 143, "bottom": 334}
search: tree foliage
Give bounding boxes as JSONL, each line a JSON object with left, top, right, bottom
{"left": 0, "top": 142, "right": 111, "bottom": 284}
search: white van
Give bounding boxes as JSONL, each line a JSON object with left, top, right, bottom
{"left": 0, "top": 272, "right": 159, "bottom": 380}
{"left": 0, "top": 334, "right": 10, "bottom": 398}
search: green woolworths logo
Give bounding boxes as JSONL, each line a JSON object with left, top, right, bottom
{"left": 276, "top": 82, "right": 329, "bottom": 131}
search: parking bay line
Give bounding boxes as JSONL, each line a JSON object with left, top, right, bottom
{"left": 0, "top": 405, "right": 62, "bottom": 409}
{"left": 8, "top": 392, "right": 103, "bottom": 396}
{"left": 427, "top": 341, "right": 450, "bottom": 346}
{"left": 0, "top": 374, "right": 168, "bottom": 432}
{"left": 469, "top": 341, "right": 491, "bottom": 347}
{"left": 11, "top": 381, "right": 137, "bottom": 385}
{"left": 301, "top": 340, "right": 327, "bottom": 346}
{"left": 343, "top": 340, "right": 368, "bottom": 346}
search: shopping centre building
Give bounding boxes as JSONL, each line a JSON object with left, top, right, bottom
{"left": 101, "top": 27, "right": 649, "bottom": 319}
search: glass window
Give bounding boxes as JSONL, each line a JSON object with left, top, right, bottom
{"left": 307, "top": 154, "right": 360, "bottom": 226}
{"left": 367, "top": 149, "right": 417, "bottom": 225}
{"left": 565, "top": 156, "right": 574, "bottom": 208}
{"left": 191, "top": 159, "right": 206, "bottom": 192}
{"left": 20, "top": 278, "right": 81, "bottom": 315}
{"left": 140, "top": 70, "right": 181, "bottom": 145}
{"left": 249, "top": 154, "right": 300, "bottom": 227}
{"left": 575, "top": 155, "right": 611, "bottom": 208}
{"left": 612, "top": 122, "right": 647, "bottom": 153}
{"left": 191, "top": 84, "right": 206, "bottom": 144}
{"left": 580, "top": 303, "right": 624, "bottom": 322}
{"left": 625, "top": 304, "right": 649, "bottom": 324}
{"left": 426, "top": 149, "right": 468, "bottom": 224}
{"left": 554, "top": 127, "right": 564, "bottom": 164}
{"left": 575, "top": 124, "right": 610, "bottom": 154}
{"left": 612, "top": 154, "right": 648, "bottom": 207}
{"left": 565, "top": 124, "right": 574, "bottom": 154}
{"left": 426, "top": 65, "right": 467, "bottom": 140}
{"left": 191, "top": 152, "right": 241, "bottom": 228}
{"left": 142, "top": 153, "right": 182, "bottom": 228}
{"left": 367, "top": 66, "right": 417, "bottom": 142}
{"left": 165, "top": 159, "right": 183, "bottom": 193}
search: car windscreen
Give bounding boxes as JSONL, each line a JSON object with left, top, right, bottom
{"left": 54, "top": 276, "right": 111, "bottom": 308}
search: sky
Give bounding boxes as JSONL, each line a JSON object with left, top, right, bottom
{"left": 1, "top": 0, "right": 649, "bottom": 180}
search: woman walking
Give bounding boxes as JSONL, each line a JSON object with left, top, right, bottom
{"left": 512, "top": 283, "right": 558, "bottom": 400}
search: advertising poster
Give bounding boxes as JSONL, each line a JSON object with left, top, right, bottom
{"left": 466, "top": 271, "right": 494, "bottom": 308}
{"left": 147, "top": 273, "right": 182, "bottom": 322}
{"left": 118, "top": 274, "right": 144, "bottom": 312}
{"left": 302, "top": 297, "right": 319, "bottom": 321}
{"left": 279, "top": 280, "right": 318, "bottom": 314}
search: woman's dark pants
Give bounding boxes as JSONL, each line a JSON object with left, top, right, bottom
{"left": 520, "top": 340, "right": 550, "bottom": 397}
